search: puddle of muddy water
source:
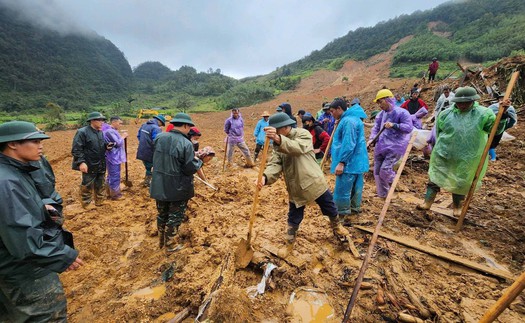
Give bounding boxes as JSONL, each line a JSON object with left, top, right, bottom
{"left": 288, "top": 288, "right": 335, "bottom": 322}
{"left": 131, "top": 284, "right": 166, "bottom": 300}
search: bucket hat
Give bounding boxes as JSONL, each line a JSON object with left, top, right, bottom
{"left": 169, "top": 113, "right": 195, "bottom": 126}
{"left": 268, "top": 112, "right": 297, "bottom": 129}
{"left": 0, "top": 121, "right": 50, "bottom": 143}
{"left": 261, "top": 111, "right": 270, "bottom": 117}
{"left": 451, "top": 87, "right": 480, "bottom": 103}
{"left": 153, "top": 114, "right": 166, "bottom": 125}
{"left": 86, "top": 111, "right": 106, "bottom": 122}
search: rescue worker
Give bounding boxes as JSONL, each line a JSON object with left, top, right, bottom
{"left": 428, "top": 57, "right": 439, "bottom": 83}
{"left": 0, "top": 121, "right": 83, "bottom": 321}
{"left": 417, "top": 87, "right": 496, "bottom": 216}
{"left": 369, "top": 89, "right": 413, "bottom": 198}
{"left": 137, "top": 114, "right": 165, "bottom": 187}
{"left": 329, "top": 98, "right": 369, "bottom": 222}
{"left": 488, "top": 95, "right": 517, "bottom": 161}
{"left": 258, "top": 113, "right": 347, "bottom": 258}
{"left": 301, "top": 114, "right": 330, "bottom": 162}
{"left": 103, "top": 116, "right": 128, "bottom": 200}
{"left": 318, "top": 104, "right": 335, "bottom": 135}
{"left": 400, "top": 90, "right": 429, "bottom": 129}
{"left": 150, "top": 113, "right": 203, "bottom": 251}
{"left": 71, "top": 111, "right": 112, "bottom": 209}
{"left": 253, "top": 111, "right": 270, "bottom": 161}
{"left": 224, "top": 108, "right": 255, "bottom": 168}
{"left": 434, "top": 86, "right": 455, "bottom": 118}
{"left": 347, "top": 98, "right": 368, "bottom": 120}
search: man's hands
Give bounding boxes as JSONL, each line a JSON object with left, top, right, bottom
{"left": 79, "top": 163, "right": 88, "bottom": 173}
{"left": 66, "top": 257, "right": 84, "bottom": 271}
{"left": 313, "top": 148, "right": 321, "bottom": 154}
{"left": 384, "top": 122, "right": 395, "bottom": 129}
{"left": 121, "top": 132, "right": 129, "bottom": 139}
{"left": 255, "top": 176, "right": 266, "bottom": 190}
{"left": 501, "top": 98, "right": 512, "bottom": 109}
{"left": 335, "top": 162, "right": 345, "bottom": 175}
{"left": 264, "top": 127, "right": 280, "bottom": 145}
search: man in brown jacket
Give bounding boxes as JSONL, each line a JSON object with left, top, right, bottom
{"left": 258, "top": 113, "right": 347, "bottom": 257}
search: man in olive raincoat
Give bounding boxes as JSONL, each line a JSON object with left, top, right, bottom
{"left": 417, "top": 87, "right": 496, "bottom": 216}
{"left": 0, "top": 121, "right": 83, "bottom": 321}
{"left": 258, "top": 112, "right": 347, "bottom": 258}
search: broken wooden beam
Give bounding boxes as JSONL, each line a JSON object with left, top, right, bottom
{"left": 354, "top": 225, "right": 515, "bottom": 281}
{"left": 167, "top": 307, "right": 191, "bottom": 323}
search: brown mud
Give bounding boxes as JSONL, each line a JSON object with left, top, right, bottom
{"left": 47, "top": 46, "right": 525, "bottom": 322}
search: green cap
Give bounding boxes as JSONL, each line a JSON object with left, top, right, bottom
{"left": 268, "top": 112, "right": 296, "bottom": 129}
{"left": 451, "top": 87, "right": 480, "bottom": 103}
{"left": 86, "top": 111, "right": 107, "bottom": 122}
{"left": 169, "top": 113, "right": 195, "bottom": 126}
{"left": 0, "top": 121, "right": 50, "bottom": 143}
{"left": 153, "top": 114, "right": 166, "bottom": 125}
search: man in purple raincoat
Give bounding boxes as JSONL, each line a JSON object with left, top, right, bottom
{"left": 103, "top": 116, "right": 128, "bottom": 199}
{"left": 369, "top": 89, "right": 413, "bottom": 198}
{"left": 224, "top": 108, "right": 255, "bottom": 168}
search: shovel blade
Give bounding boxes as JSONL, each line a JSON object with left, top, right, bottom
{"left": 234, "top": 238, "right": 254, "bottom": 269}
{"left": 124, "top": 180, "right": 133, "bottom": 187}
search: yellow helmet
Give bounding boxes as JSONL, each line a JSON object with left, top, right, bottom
{"left": 374, "top": 89, "right": 394, "bottom": 102}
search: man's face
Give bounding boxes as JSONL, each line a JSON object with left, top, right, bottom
{"left": 395, "top": 94, "right": 401, "bottom": 101}
{"left": 263, "top": 116, "right": 269, "bottom": 122}
{"left": 443, "top": 89, "right": 450, "bottom": 97}
{"left": 232, "top": 110, "right": 240, "bottom": 119}
{"left": 276, "top": 126, "right": 291, "bottom": 136}
{"left": 330, "top": 107, "right": 343, "bottom": 120}
{"left": 12, "top": 139, "right": 43, "bottom": 162}
{"left": 90, "top": 119, "right": 105, "bottom": 130}
{"left": 411, "top": 92, "right": 419, "bottom": 100}
{"left": 376, "top": 98, "right": 390, "bottom": 111}
{"left": 111, "top": 119, "right": 123, "bottom": 130}
{"left": 456, "top": 101, "right": 474, "bottom": 112}
{"left": 179, "top": 124, "right": 191, "bottom": 135}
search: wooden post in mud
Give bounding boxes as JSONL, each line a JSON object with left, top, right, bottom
{"left": 342, "top": 132, "right": 417, "bottom": 322}
{"left": 479, "top": 271, "right": 525, "bottom": 323}
{"left": 222, "top": 139, "right": 228, "bottom": 172}
{"left": 455, "top": 71, "right": 520, "bottom": 232}
{"left": 320, "top": 121, "right": 339, "bottom": 170}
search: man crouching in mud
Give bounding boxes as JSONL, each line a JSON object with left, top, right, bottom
{"left": 257, "top": 112, "right": 347, "bottom": 258}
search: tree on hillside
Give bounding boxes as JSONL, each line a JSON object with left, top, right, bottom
{"left": 43, "top": 102, "right": 67, "bottom": 131}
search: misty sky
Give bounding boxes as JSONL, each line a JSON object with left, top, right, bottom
{"left": 2, "top": 0, "right": 450, "bottom": 79}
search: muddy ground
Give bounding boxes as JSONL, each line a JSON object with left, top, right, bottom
{"left": 48, "top": 47, "right": 525, "bottom": 322}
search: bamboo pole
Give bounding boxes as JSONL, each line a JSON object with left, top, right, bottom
{"left": 342, "top": 132, "right": 417, "bottom": 322}
{"left": 479, "top": 271, "right": 525, "bottom": 323}
{"left": 455, "top": 71, "right": 520, "bottom": 231}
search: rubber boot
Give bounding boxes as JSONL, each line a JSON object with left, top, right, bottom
{"left": 330, "top": 217, "right": 348, "bottom": 242}
{"left": 244, "top": 155, "right": 255, "bottom": 168}
{"left": 488, "top": 148, "right": 496, "bottom": 161}
{"left": 158, "top": 224, "right": 166, "bottom": 249}
{"left": 416, "top": 186, "right": 438, "bottom": 210}
{"left": 143, "top": 175, "right": 152, "bottom": 187}
{"left": 95, "top": 183, "right": 106, "bottom": 206}
{"left": 164, "top": 225, "right": 178, "bottom": 253}
{"left": 80, "top": 185, "right": 93, "bottom": 209}
{"left": 452, "top": 194, "right": 465, "bottom": 217}
{"left": 278, "top": 225, "right": 298, "bottom": 258}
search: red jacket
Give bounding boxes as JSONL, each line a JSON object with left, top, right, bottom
{"left": 309, "top": 126, "right": 330, "bottom": 153}
{"left": 429, "top": 61, "right": 439, "bottom": 74}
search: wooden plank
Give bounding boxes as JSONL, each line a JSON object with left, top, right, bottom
{"left": 345, "top": 236, "right": 361, "bottom": 259}
{"left": 354, "top": 225, "right": 515, "bottom": 281}
{"left": 263, "top": 245, "right": 307, "bottom": 268}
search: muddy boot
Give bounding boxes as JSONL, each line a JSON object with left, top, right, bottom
{"left": 158, "top": 224, "right": 166, "bottom": 249}
{"left": 452, "top": 194, "right": 465, "bottom": 217}
{"left": 330, "top": 217, "right": 348, "bottom": 242}
{"left": 416, "top": 186, "right": 438, "bottom": 210}
{"left": 143, "top": 175, "right": 152, "bottom": 187}
{"left": 278, "top": 225, "right": 298, "bottom": 258}
{"left": 244, "top": 155, "right": 255, "bottom": 168}
{"left": 80, "top": 185, "right": 93, "bottom": 209}
{"left": 164, "top": 225, "right": 179, "bottom": 253}
{"left": 95, "top": 184, "right": 106, "bottom": 206}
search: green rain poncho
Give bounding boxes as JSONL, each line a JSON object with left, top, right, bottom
{"left": 429, "top": 102, "right": 495, "bottom": 195}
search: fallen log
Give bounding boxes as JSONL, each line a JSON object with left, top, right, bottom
{"left": 354, "top": 226, "right": 515, "bottom": 281}
{"left": 167, "top": 307, "right": 191, "bottom": 323}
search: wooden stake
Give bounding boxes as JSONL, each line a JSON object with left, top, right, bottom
{"left": 319, "top": 121, "right": 339, "bottom": 170}
{"left": 222, "top": 139, "right": 228, "bottom": 172}
{"left": 354, "top": 225, "right": 515, "bottom": 281}
{"left": 342, "top": 132, "right": 417, "bottom": 322}
{"left": 479, "top": 271, "right": 525, "bottom": 323}
{"left": 455, "top": 71, "right": 520, "bottom": 232}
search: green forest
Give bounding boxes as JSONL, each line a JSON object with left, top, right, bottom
{"left": 0, "top": 0, "right": 523, "bottom": 120}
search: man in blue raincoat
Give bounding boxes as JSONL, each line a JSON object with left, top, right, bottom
{"left": 417, "top": 87, "right": 495, "bottom": 216}
{"left": 329, "top": 99, "right": 369, "bottom": 224}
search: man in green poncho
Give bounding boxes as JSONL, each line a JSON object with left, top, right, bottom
{"left": 417, "top": 87, "right": 496, "bottom": 216}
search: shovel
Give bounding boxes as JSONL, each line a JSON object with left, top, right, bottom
{"left": 235, "top": 139, "right": 270, "bottom": 268}
{"left": 366, "top": 126, "right": 385, "bottom": 149}
{"left": 123, "top": 137, "right": 133, "bottom": 187}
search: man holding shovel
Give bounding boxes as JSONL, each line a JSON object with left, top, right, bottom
{"left": 417, "top": 87, "right": 495, "bottom": 216}
{"left": 257, "top": 112, "right": 347, "bottom": 258}
{"left": 150, "top": 113, "right": 203, "bottom": 252}
{"left": 103, "top": 116, "right": 128, "bottom": 200}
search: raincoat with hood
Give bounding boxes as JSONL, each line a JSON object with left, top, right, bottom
{"left": 370, "top": 98, "right": 413, "bottom": 197}
{"left": 331, "top": 109, "right": 369, "bottom": 214}
{"left": 429, "top": 102, "right": 495, "bottom": 195}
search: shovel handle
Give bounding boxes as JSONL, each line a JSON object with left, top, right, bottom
{"left": 222, "top": 139, "right": 228, "bottom": 172}
{"left": 246, "top": 139, "right": 270, "bottom": 245}
{"left": 367, "top": 126, "right": 386, "bottom": 149}
{"left": 319, "top": 121, "right": 339, "bottom": 169}
{"left": 124, "top": 138, "right": 129, "bottom": 182}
